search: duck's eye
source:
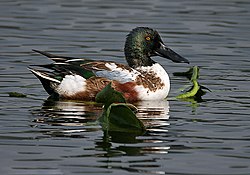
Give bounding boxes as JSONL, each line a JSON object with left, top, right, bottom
{"left": 145, "top": 36, "right": 151, "bottom": 41}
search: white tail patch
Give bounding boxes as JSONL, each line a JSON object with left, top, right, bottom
{"left": 56, "top": 75, "right": 86, "bottom": 96}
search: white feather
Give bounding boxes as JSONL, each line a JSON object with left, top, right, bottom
{"left": 56, "top": 75, "right": 86, "bottom": 96}
{"left": 135, "top": 63, "right": 170, "bottom": 100}
{"left": 95, "top": 62, "right": 140, "bottom": 83}
{"left": 28, "top": 68, "right": 61, "bottom": 83}
{"left": 66, "top": 59, "right": 86, "bottom": 62}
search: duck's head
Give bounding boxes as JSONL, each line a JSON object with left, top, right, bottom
{"left": 124, "top": 27, "right": 189, "bottom": 68}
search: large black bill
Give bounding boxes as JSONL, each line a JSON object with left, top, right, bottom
{"left": 155, "top": 43, "right": 189, "bottom": 64}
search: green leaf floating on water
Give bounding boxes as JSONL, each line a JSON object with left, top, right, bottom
{"left": 176, "top": 66, "right": 210, "bottom": 99}
{"left": 96, "top": 83, "right": 145, "bottom": 134}
{"left": 99, "top": 103, "right": 145, "bottom": 134}
{"left": 176, "top": 79, "right": 200, "bottom": 99}
{"left": 173, "top": 66, "right": 194, "bottom": 80}
{"left": 95, "top": 83, "right": 126, "bottom": 109}
{"left": 8, "top": 92, "right": 27, "bottom": 98}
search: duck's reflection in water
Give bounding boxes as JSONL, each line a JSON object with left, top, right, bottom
{"left": 35, "top": 99, "right": 169, "bottom": 127}
{"left": 136, "top": 100, "right": 170, "bottom": 128}
{"left": 33, "top": 99, "right": 171, "bottom": 155}
{"left": 34, "top": 100, "right": 102, "bottom": 126}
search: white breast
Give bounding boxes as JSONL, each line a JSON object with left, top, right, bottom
{"left": 135, "top": 63, "right": 170, "bottom": 100}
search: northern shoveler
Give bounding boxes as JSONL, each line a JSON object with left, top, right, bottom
{"left": 29, "top": 27, "right": 189, "bottom": 102}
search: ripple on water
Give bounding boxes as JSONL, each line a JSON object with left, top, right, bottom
{"left": 1, "top": 0, "right": 250, "bottom": 174}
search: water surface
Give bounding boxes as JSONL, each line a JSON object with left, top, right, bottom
{"left": 1, "top": 0, "right": 250, "bottom": 174}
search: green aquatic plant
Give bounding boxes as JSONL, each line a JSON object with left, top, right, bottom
{"left": 96, "top": 83, "right": 145, "bottom": 134}
{"left": 175, "top": 66, "right": 210, "bottom": 100}
{"left": 95, "top": 83, "right": 126, "bottom": 109}
{"left": 8, "top": 92, "right": 27, "bottom": 98}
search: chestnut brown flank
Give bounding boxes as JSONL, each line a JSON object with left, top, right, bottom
{"left": 113, "top": 81, "right": 138, "bottom": 102}
{"left": 61, "top": 77, "right": 138, "bottom": 102}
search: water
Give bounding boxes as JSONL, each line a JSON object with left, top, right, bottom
{"left": 1, "top": 0, "right": 250, "bottom": 174}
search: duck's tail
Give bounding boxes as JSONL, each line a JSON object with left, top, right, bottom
{"left": 32, "top": 49, "right": 86, "bottom": 62}
{"left": 28, "top": 67, "right": 60, "bottom": 95}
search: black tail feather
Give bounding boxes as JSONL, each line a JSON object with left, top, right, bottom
{"left": 32, "top": 49, "right": 82, "bottom": 61}
{"left": 32, "top": 49, "right": 57, "bottom": 58}
{"left": 28, "top": 68, "right": 59, "bottom": 95}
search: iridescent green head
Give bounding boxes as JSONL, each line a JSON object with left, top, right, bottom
{"left": 124, "top": 27, "right": 189, "bottom": 68}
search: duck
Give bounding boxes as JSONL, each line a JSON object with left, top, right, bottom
{"left": 28, "top": 27, "right": 189, "bottom": 102}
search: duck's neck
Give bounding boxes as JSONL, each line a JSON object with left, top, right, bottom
{"left": 125, "top": 51, "right": 155, "bottom": 68}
